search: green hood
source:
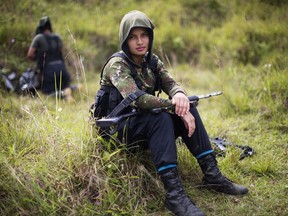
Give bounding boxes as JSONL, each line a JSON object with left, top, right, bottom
{"left": 119, "top": 10, "right": 155, "bottom": 64}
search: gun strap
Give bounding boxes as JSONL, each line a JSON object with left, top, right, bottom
{"left": 107, "top": 90, "right": 145, "bottom": 118}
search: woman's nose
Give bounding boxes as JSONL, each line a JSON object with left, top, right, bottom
{"left": 136, "top": 37, "right": 143, "bottom": 44}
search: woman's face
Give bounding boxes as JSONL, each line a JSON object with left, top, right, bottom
{"left": 127, "top": 27, "right": 149, "bottom": 61}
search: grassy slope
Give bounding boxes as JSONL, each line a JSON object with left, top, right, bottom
{"left": 1, "top": 0, "right": 288, "bottom": 215}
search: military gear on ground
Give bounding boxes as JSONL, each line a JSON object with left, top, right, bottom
{"left": 19, "top": 68, "right": 40, "bottom": 95}
{"left": 210, "top": 137, "right": 254, "bottom": 160}
{"left": 160, "top": 167, "right": 205, "bottom": 216}
{"left": 0, "top": 66, "right": 17, "bottom": 92}
{"left": 198, "top": 153, "right": 249, "bottom": 195}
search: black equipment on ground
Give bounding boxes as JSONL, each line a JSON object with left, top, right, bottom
{"left": 210, "top": 137, "right": 254, "bottom": 160}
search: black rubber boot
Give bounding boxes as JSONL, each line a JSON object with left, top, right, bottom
{"left": 159, "top": 167, "right": 205, "bottom": 216}
{"left": 198, "top": 153, "right": 248, "bottom": 195}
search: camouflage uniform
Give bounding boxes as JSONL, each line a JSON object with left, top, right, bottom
{"left": 101, "top": 12, "right": 186, "bottom": 111}
{"left": 101, "top": 54, "right": 186, "bottom": 110}
{"left": 97, "top": 11, "right": 248, "bottom": 216}
{"left": 100, "top": 10, "right": 212, "bottom": 162}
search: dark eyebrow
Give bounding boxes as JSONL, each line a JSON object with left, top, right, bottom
{"left": 128, "top": 33, "right": 135, "bottom": 38}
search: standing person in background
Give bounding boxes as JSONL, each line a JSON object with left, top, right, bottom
{"left": 27, "top": 16, "right": 74, "bottom": 102}
{"left": 95, "top": 10, "right": 248, "bottom": 216}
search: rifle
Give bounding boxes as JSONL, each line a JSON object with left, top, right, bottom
{"left": 210, "top": 137, "right": 254, "bottom": 160}
{"left": 96, "top": 91, "right": 223, "bottom": 135}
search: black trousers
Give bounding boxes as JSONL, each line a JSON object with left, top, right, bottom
{"left": 123, "top": 107, "right": 212, "bottom": 170}
{"left": 41, "top": 61, "right": 71, "bottom": 94}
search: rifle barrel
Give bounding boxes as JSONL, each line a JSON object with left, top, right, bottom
{"left": 197, "top": 91, "right": 223, "bottom": 99}
{"left": 188, "top": 91, "right": 222, "bottom": 101}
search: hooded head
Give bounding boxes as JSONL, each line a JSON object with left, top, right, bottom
{"left": 119, "top": 10, "right": 154, "bottom": 63}
{"left": 35, "top": 16, "right": 53, "bottom": 35}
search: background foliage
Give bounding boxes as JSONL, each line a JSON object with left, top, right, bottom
{"left": 0, "top": 0, "right": 287, "bottom": 215}
{"left": 1, "top": 0, "right": 287, "bottom": 71}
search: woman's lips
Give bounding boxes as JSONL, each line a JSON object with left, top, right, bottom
{"left": 136, "top": 47, "right": 146, "bottom": 52}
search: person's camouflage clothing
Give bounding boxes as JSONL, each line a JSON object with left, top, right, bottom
{"left": 100, "top": 10, "right": 186, "bottom": 110}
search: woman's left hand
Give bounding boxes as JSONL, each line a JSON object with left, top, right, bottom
{"left": 181, "top": 112, "right": 195, "bottom": 137}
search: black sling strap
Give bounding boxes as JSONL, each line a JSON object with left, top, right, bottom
{"left": 107, "top": 90, "right": 145, "bottom": 118}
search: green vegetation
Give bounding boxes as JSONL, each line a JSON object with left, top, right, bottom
{"left": 1, "top": 0, "right": 287, "bottom": 215}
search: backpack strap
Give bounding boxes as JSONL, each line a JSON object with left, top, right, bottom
{"left": 107, "top": 90, "right": 145, "bottom": 118}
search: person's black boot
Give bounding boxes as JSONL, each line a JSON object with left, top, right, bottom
{"left": 198, "top": 153, "right": 248, "bottom": 195}
{"left": 159, "top": 167, "right": 205, "bottom": 216}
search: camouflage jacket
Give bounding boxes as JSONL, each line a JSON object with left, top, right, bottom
{"left": 100, "top": 53, "right": 186, "bottom": 110}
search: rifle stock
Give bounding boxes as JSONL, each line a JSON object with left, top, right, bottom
{"left": 96, "top": 91, "right": 222, "bottom": 134}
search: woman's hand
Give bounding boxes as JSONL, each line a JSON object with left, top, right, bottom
{"left": 172, "top": 92, "right": 195, "bottom": 137}
{"left": 171, "top": 92, "right": 190, "bottom": 117}
{"left": 181, "top": 112, "right": 196, "bottom": 137}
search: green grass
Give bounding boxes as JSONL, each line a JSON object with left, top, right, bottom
{"left": 1, "top": 0, "right": 288, "bottom": 215}
{"left": 1, "top": 62, "right": 287, "bottom": 215}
